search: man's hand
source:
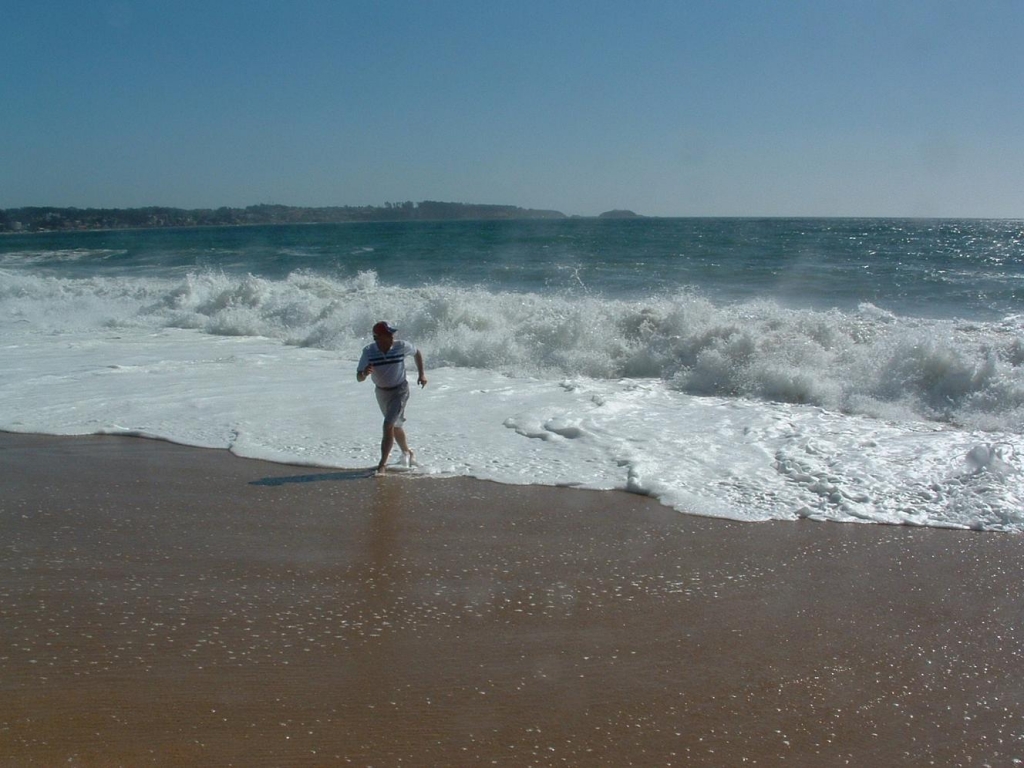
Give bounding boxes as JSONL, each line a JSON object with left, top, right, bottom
{"left": 414, "top": 350, "right": 426, "bottom": 388}
{"left": 357, "top": 364, "right": 374, "bottom": 382}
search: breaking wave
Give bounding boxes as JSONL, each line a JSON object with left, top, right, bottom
{"left": 3, "top": 267, "right": 1023, "bottom": 432}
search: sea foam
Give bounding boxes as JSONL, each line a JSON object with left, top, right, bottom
{"left": 1, "top": 322, "right": 1020, "bottom": 531}
{"left": 2, "top": 267, "right": 1022, "bottom": 530}
{"left": 4, "top": 268, "right": 1021, "bottom": 432}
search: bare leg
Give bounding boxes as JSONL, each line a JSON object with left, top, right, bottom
{"left": 378, "top": 424, "right": 396, "bottom": 473}
{"left": 394, "top": 426, "right": 414, "bottom": 465}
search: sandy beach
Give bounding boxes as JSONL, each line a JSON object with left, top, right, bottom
{"left": 1, "top": 431, "right": 1022, "bottom": 766}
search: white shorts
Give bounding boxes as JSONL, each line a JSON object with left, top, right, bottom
{"left": 375, "top": 381, "right": 410, "bottom": 427}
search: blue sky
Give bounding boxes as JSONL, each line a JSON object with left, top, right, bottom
{"left": 3, "top": 1, "right": 1022, "bottom": 217}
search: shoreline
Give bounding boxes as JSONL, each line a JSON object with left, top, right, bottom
{"left": 2, "top": 431, "right": 1022, "bottom": 765}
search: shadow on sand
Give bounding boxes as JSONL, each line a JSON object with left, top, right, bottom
{"left": 249, "top": 469, "right": 374, "bottom": 487}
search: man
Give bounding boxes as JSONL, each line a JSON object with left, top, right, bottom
{"left": 356, "top": 321, "right": 427, "bottom": 474}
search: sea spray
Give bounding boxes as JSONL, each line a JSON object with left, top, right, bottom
{"left": 2, "top": 219, "right": 1022, "bottom": 529}
{"left": 3, "top": 267, "right": 1022, "bottom": 431}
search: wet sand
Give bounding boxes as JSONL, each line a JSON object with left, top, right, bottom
{"left": 1, "top": 432, "right": 1022, "bottom": 766}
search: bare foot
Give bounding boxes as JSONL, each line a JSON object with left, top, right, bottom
{"left": 403, "top": 450, "right": 416, "bottom": 467}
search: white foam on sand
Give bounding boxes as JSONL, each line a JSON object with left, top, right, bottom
{"left": 1, "top": 324, "right": 1021, "bottom": 531}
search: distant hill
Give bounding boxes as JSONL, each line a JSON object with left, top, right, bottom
{"left": 0, "top": 201, "right": 568, "bottom": 233}
{"left": 597, "top": 209, "right": 643, "bottom": 219}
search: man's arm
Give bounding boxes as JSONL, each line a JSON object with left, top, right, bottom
{"left": 356, "top": 350, "right": 372, "bottom": 382}
{"left": 414, "top": 350, "right": 427, "bottom": 388}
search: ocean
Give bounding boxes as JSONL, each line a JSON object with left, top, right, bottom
{"left": 1, "top": 218, "right": 1022, "bottom": 530}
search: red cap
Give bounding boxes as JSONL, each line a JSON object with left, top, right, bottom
{"left": 372, "top": 321, "right": 397, "bottom": 336}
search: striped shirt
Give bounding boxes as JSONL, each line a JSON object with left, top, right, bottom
{"left": 357, "top": 339, "right": 418, "bottom": 389}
